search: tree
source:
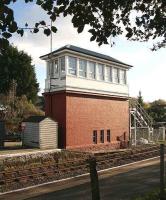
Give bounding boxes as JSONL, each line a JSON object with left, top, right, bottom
{"left": 0, "top": 95, "right": 44, "bottom": 132}
{"left": 137, "top": 91, "right": 144, "bottom": 107}
{"left": 147, "top": 99, "right": 166, "bottom": 122}
{"left": 0, "top": 45, "right": 39, "bottom": 103}
{"left": 0, "top": 0, "right": 165, "bottom": 50}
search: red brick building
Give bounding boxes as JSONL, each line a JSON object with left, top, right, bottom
{"left": 40, "top": 45, "right": 132, "bottom": 150}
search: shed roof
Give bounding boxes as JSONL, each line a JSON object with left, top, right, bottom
{"left": 40, "top": 45, "right": 133, "bottom": 68}
{"left": 23, "top": 116, "right": 49, "bottom": 123}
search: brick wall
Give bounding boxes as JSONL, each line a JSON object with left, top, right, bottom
{"left": 44, "top": 92, "right": 66, "bottom": 148}
{"left": 66, "top": 93, "right": 129, "bottom": 149}
{"left": 44, "top": 91, "right": 129, "bottom": 149}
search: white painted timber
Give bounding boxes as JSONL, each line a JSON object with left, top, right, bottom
{"left": 66, "top": 76, "right": 129, "bottom": 97}
{"left": 23, "top": 118, "right": 58, "bottom": 150}
{"left": 23, "top": 122, "right": 39, "bottom": 148}
{"left": 44, "top": 52, "right": 129, "bottom": 97}
{"left": 39, "top": 118, "right": 58, "bottom": 149}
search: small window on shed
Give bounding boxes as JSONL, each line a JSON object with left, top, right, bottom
{"left": 107, "top": 130, "right": 111, "bottom": 142}
{"left": 93, "top": 130, "right": 97, "bottom": 144}
{"left": 100, "top": 130, "right": 104, "bottom": 143}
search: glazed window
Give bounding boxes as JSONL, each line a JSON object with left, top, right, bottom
{"left": 100, "top": 130, "right": 104, "bottom": 143}
{"left": 93, "top": 130, "right": 97, "bottom": 144}
{"left": 59, "top": 56, "right": 65, "bottom": 75}
{"left": 119, "top": 69, "right": 126, "bottom": 84}
{"left": 105, "top": 66, "right": 112, "bottom": 82}
{"left": 97, "top": 64, "right": 104, "bottom": 80}
{"left": 88, "top": 61, "right": 96, "bottom": 79}
{"left": 68, "top": 56, "right": 77, "bottom": 75}
{"left": 49, "top": 61, "right": 54, "bottom": 78}
{"left": 113, "top": 67, "right": 119, "bottom": 83}
{"left": 79, "top": 59, "right": 87, "bottom": 77}
{"left": 107, "top": 130, "right": 111, "bottom": 142}
{"left": 54, "top": 60, "right": 58, "bottom": 74}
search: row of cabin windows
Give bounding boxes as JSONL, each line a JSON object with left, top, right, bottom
{"left": 47, "top": 56, "right": 126, "bottom": 85}
{"left": 93, "top": 130, "right": 111, "bottom": 144}
{"left": 68, "top": 56, "right": 126, "bottom": 84}
{"left": 48, "top": 57, "right": 65, "bottom": 77}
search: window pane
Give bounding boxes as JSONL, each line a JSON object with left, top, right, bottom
{"left": 47, "top": 62, "right": 50, "bottom": 77}
{"left": 49, "top": 61, "right": 54, "bottom": 78}
{"left": 107, "top": 130, "right": 111, "bottom": 142}
{"left": 113, "top": 67, "right": 119, "bottom": 83}
{"left": 89, "top": 61, "right": 96, "bottom": 79}
{"left": 97, "top": 64, "right": 104, "bottom": 80}
{"left": 105, "top": 66, "right": 112, "bottom": 82}
{"left": 54, "top": 60, "right": 58, "bottom": 74}
{"left": 100, "top": 130, "right": 104, "bottom": 143}
{"left": 59, "top": 56, "right": 65, "bottom": 74}
{"left": 68, "top": 56, "right": 77, "bottom": 75}
{"left": 93, "top": 130, "right": 97, "bottom": 144}
{"left": 79, "top": 59, "right": 87, "bottom": 77}
{"left": 119, "top": 69, "right": 126, "bottom": 84}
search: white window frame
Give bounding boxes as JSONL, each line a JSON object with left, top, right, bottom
{"left": 97, "top": 63, "right": 104, "bottom": 81}
{"left": 113, "top": 67, "right": 119, "bottom": 84}
{"left": 53, "top": 59, "right": 59, "bottom": 78}
{"left": 79, "top": 59, "right": 87, "bottom": 78}
{"left": 49, "top": 60, "right": 54, "bottom": 78}
{"left": 68, "top": 56, "right": 77, "bottom": 76}
{"left": 105, "top": 65, "right": 112, "bottom": 82}
{"left": 119, "top": 69, "right": 126, "bottom": 85}
{"left": 59, "top": 56, "right": 66, "bottom": 77}
{"left": 88, "top": 61, "right": 96, "bottom": 79}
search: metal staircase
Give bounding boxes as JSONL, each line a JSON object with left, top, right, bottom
{"left": 130, "top": 98, "right": 153, "bottom": 145}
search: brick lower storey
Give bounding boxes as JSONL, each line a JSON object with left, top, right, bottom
{"left": 44, "top": 91, "right": 130, "bottom": 149}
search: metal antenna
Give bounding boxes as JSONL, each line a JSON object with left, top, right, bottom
{"left": 49, "top": 19, "right": 53, "bottom": 116}
{"left": 50, "top": 19, "right": 53, "bottom": 53}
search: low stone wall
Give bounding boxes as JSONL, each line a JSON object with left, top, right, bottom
{"left": 95, "top": 145, "right": 160, "bottom": 170}
{"left": 0, "top": 145, "right": 161, "bottom": 193}
{"left": 0, "top": 151, "right": 90, "bottom": 193}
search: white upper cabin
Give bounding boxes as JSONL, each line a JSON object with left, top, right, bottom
{"left": 40, "top": 45, "right": 132, "bottom": 98}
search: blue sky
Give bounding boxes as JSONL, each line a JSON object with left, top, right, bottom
{"left": 9, "top": 2, "right": 165, "bottom": 102}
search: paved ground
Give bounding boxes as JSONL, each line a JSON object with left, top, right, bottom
{"left": 0, "top": 157, "right": 163, "bottom": 200}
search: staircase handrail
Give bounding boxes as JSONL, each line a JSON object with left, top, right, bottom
{"left": 130, "top": 99, "right": 153, "bottom": 127}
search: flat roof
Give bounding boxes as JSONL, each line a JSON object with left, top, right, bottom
{"left": 40, "top": 45, "right": 133, "bottom": 68}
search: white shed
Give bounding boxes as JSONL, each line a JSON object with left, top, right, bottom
{"left": 22, "top": 116, "right": 58, "bottom": 149}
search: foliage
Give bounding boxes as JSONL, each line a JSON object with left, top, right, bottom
{"left": 147, "top": 99, "right": 166, "bottom": 122}
{"left": 0, "top": 44, "right": 39, "bottom": 103}
{"left": 0, "top": 0, "right": 165, "bottom": 50}
{"left": 137, "top": 91, "right": 144, "bottom": 107}
{"left": 0, "top": 95, "right": 44, "bottom": 132}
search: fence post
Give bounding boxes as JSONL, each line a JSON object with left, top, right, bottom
{"left": 88, "top": 157, "right": 100, "bottom": 200}
{"left": 160, "top": 144, "right": 165, "bottom": 200}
